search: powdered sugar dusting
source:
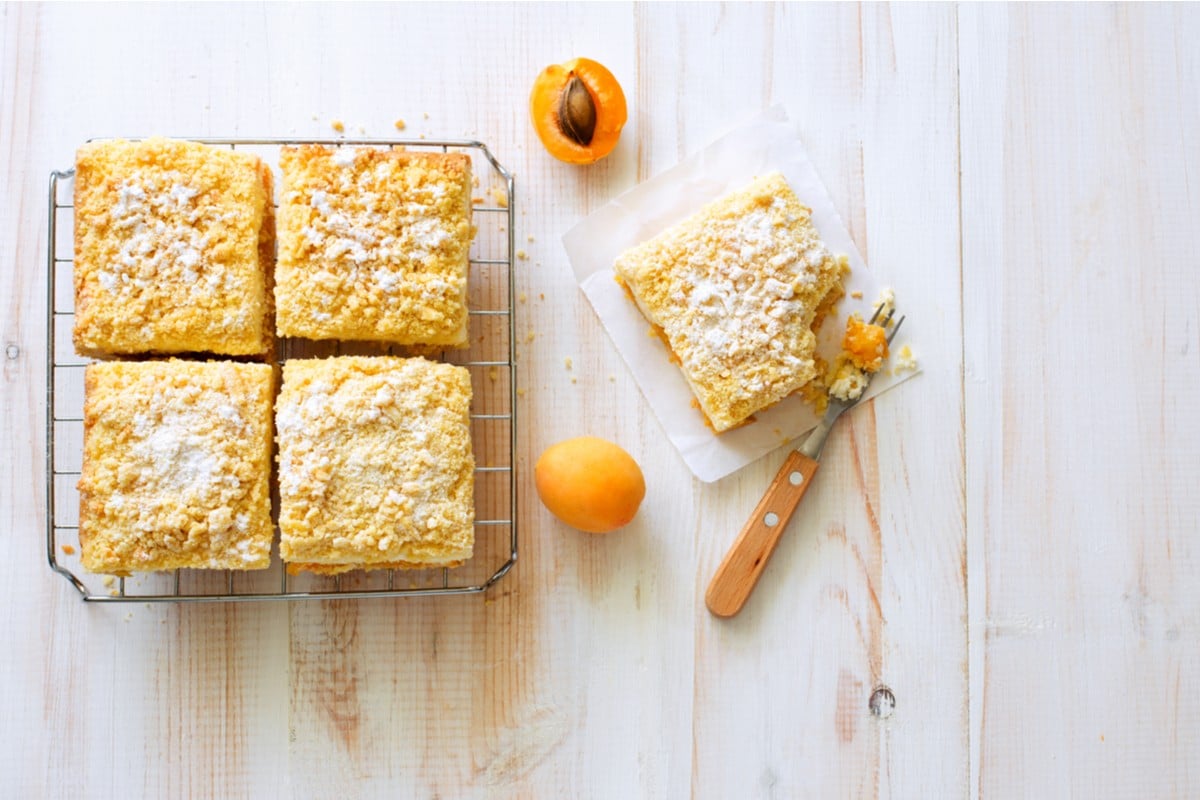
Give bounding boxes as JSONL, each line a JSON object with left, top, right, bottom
{"left": 130, "top": 410, "right": 221, "bottom": 491}
{"left": 310, "top": 189, "right": 332, "bottom": 215}
{"left": 293, "top": 147, "right": 459, "bottom": 301}
{"left": 668, "top": 198, "right": 824, "bottom": 377}
{"left": 95, "top": 363, "right": 269, "bottom": 559}
{"left": 373, "top": 268, "right": 399, "bottom": 293}
{"left": 98, "top": 170, "right": 247, "bottom": 311}
{"left": 276, "top": 358, "right": 474, "bottom": 560}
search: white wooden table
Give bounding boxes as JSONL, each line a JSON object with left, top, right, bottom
{"left": 3, "top": 4, "right": 1197, "bottom": 797}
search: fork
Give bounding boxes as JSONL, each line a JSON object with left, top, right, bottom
{"left": 705, "top": 304, "right": 906, "bottom": 618}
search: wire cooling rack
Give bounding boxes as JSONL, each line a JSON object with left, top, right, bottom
{"left": 46, "top": 137, "right": 517, "bottom": 602}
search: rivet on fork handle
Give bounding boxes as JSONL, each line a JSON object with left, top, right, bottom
{"left": 705, "top": 449, "right": 820, "bottom": 617}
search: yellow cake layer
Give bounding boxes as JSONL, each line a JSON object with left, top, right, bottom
{"left": 277, "top": 355, "right": 475, "bottom": 572}
{"left": 275, "top": 146, "right": 473, "bottom": 345}
{"left": 73, "top": 137, "right": 274, "bottom": 357}
{"left": 78, "top": 360, "right": 275, "bottom": 574}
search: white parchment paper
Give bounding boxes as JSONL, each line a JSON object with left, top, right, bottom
{"left": 563, "top": 107, "right": 918, "bottom": 483}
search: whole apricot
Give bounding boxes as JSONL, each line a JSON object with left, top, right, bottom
{"left": 530, "top": 57, "right": 628, "bottom": 165}
{"left": 534, "top": 436, "right": 645, "bottom": 533}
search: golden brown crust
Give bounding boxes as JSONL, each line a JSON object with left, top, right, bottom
{"left": 78, "top": 360, "right": 275, "bottom": 574}
{"left": 72, "top": 138, "right": 273, "bottom": 357}
{"left": 613, "top": 173, "right": 847, "bottom": 432}
{"left": 274, "top": 146, "right": 473, "bottom": 345}
{"left": 276, "top": 356, "right": 475, "bottom": 573}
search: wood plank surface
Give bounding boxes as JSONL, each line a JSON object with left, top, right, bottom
{"left": 960, "top": 5, "right": 1200, "bottom": 796}
{"left": 687, "top": 5, "right": 967, "bottom": 798}
{"left": 0, "top": 3, "right": 1195, "bottom": 798}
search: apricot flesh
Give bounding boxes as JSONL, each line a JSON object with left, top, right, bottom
{"left": 535, "top": 436, "right": 645, "bottom": 533}
{"left": 843, "top": 314, "right": 889, "bottom": 372}
{"left": 530, "top": 57, "right": 627, "bottom": 165}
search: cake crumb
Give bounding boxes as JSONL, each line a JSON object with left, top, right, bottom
{"left": 609, "top": 375, "right": 616, "bottom": 382}
{"left": 61, "top": 544, "right": 76, "bottom": 555}
{"left": 517, "top": 388, "right": 527, "bottom": 398}
{"left": 539, "top": 293, "right": 545, "bottom": 301}
{"left": 472, "top": 175, "right": 480, "bottom": 188}
{"left": 472, "top": 197, "right": 485, "bottom": 205}
{"left": 423, "top": 111, "right": 430, "bottom": 120}
{"left": 394, "top": 118, "right": 407, "bottom": 130}
{"left": 564, "top": 357, "right": 573, "bottom": 370}
{"left": 519, "top": 292, "right": 527, "bottom": 303}
{"left": 893, "top": 344, "right": 918, "bottom": 375}
{"left": 103, "top": 576, "right": 116, "bottom": 588}
{"left": 109, "top": 589, "right": 119, "bottom": 597}
{"left": 850, "top": 290, "right": 863, "bottom": 299}
{"left": 311, "top": 114, "right": 319, "bottom": 122}
{"left": 489, "top": 367, "right": 499, "bottom": 382}
{"left": 525, "top": 331, "right": 536, "bottom": 343}
{"left": 829, "top": 361, "right": 867, "bottom": 401}
{"left": 527, "top": 234, "right": 536, "bottom": 243}
{"left": 331, "top": 119, "right": 345, "bottom": 133}
{"left": 876, "top": 287, "right": 897, "bottom": 322}
{"left": 491, "top": 186, "right": 509, "bottom": 208}
{"left": 570, "top": 377, "right": 577, "bottom": 384}
{"left": 516, "top": 249, "right": 528, "bottom": 260}
{"left": 418, "top": 133, "right": 426, "bottom": 139}
{"left": 123, "top": 611, "right": 134, "bottom": 622}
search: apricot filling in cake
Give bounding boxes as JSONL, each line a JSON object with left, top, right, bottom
{"left": 828, "top": 313, "right": 890, "bottom": 402}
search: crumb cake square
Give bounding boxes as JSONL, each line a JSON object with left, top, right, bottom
{"left": 613, "top": 172, "right": 847, "bottom": 432}
{"left": 78, "top": 360, "right": 275, "bottom": 574}
{"left": 275, "top": 146, "right": 473, "bottom": 346}
{"left": 73, "top": 137, "right": 274, "bottom": 357}
{"left": 277, "top": 356, "right": 475, "bottom": 573}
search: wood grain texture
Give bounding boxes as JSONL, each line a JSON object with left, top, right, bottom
{"left": 961, "top": 5, "right": 1200, "bottom": 797}
{"left": 2, "top": 3, "right": 1197, "bottom": 798}
{"left": 687, "top": 5, "right": 967, "bottom": 798}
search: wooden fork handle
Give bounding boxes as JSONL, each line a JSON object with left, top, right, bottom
{"left": 705, "top": 450, "right": 820, "bottom": 618}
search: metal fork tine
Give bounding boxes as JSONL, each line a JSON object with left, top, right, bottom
{"left": 887, "top": 315, "right": 906, "bottom": 344}
{"left": 868, "top": 303, "right": 883, "bottom": 325}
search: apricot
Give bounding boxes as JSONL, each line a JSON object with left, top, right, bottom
{"left": 535, "top": 436, "right": 645, "bottom": 533}
{"left": 530, "top": 57, "right": 627, "bottom": 165}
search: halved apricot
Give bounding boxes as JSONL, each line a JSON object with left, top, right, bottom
{"left": 530, "top": 57, "right": 627, "bottom": 165}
